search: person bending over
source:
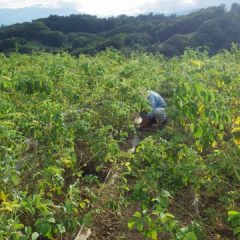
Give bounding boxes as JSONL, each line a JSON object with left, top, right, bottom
{"left": 140, "top": 90, "right": 167, "bottom": 129}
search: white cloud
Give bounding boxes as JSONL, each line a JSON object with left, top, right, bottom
{"left": 181, "top": 0, "right": 195, "bottom": 4}
{"left": 139, "top": 0, "right": 238, "bottom": 14}
{"left": 0, "top": 0, "right": 54, "bottom": 8}
{"left": 0, "top": 0, "right": 239, "bottom": 15}
{"left": 0, "top": 0, "right": 78, "bottom": 9}
{"left": 77, "top": 0, "right": 157, "bottom": 16}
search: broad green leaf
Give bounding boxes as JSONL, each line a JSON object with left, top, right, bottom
{"left": 193, "top": 125, "right": 203, "bottom": 138}
{"left": 161, "top": 190, "right": 171, "bottom": 198}
{"left": 14, "top": 223, "right": 24, "bottom": 230}
{"left": 0, "top": 192, "right": 7, "bottom": 201}
{"left": 159, "top": 197, "right": 169, "bottom": 209}
{"left": 128, "top": 220, "right": 135, "bottom": 230}
{"left": 80, "top": 201, "right": 86, "bottom": 209}
{"left": 31, "top": 232, "right": 39, "bottom": 240}
{"left": 133, "top": 211, "right": 141, "bottom": 218}
{"left": 149, "top": 229, "right": 158, "bottom": 240}
{"left": 45, "top": 216, "right": 56, "bottom": 223}
{"left": 36, "top": 223, "right": 51, "bottom": 236}
{"left": 228, "top": 211, "right": 240, "bottom": 221}
{"left": 136, "top": 222, "right": 143, "bottom": 231}
{"left": 25, "top": 226, "right": 32, "bottom": 236}
{"left": 183, "top": 232, "right": 197, "bottom": 240}
{"left": 57, "top": 224, "right": 66, "bottom": 234}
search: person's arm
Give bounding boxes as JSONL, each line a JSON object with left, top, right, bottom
{"left": 147, "top": 94, "right": 155, "bottom": 118}
{"left": 147, "top": 94, "right": 156, "bottom": 109}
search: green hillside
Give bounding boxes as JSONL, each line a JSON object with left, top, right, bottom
{"left": 0, "top": 47, "right": 240, "bottom": 239}
{"left": 0, "top": 4, "right": 240, "bottom": 56}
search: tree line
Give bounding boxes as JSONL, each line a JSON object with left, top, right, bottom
{"left": 0, "top": 3, "right": 240, "bottom": 56}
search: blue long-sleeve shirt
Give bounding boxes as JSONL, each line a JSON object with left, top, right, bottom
{"left": 147, "top": 90, "right": 166, "bottom": 118}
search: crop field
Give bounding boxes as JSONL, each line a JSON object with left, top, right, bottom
{"left": 0, "top": 47, "right": 240, "bottom": 239}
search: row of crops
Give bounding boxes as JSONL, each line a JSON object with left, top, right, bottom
{"left": 0, "top": 47, "right": 240, "bottom": 239}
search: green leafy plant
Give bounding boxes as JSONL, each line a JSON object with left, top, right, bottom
{"left": 228, "top": 210, "right": 240, "bottom": 239}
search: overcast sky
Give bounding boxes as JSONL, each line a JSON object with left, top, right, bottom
{"left": 0, "top": 0, "right": 239, "bottom": 16}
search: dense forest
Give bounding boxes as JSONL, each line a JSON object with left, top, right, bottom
{"left": 0, "top": 3, "right": 240, "bottom": 56}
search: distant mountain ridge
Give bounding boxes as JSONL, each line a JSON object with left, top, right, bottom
{"left": 0, "top": 3, "right": 240, "bottom": 57}
{"left": 0, "top": 5, "right": 201, "bottom": 26}
{"left": 0, "top": 6, "right": 79, "bottom": 26}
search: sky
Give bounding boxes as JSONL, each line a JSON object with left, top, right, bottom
{"left": 0, "top": 0, "right": 239, "bottom": 16}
